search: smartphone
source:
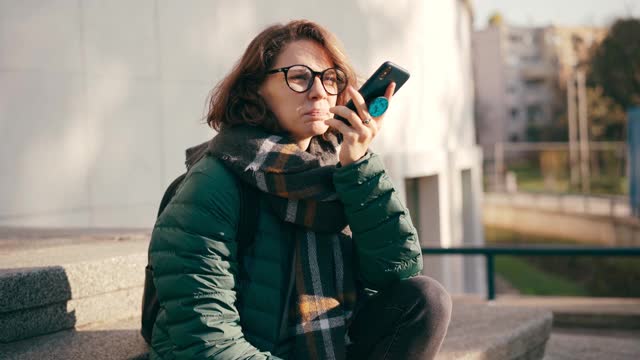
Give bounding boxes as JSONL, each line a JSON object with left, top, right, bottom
{"left": 335, "top": 61, "right": 410, "bottom": 125}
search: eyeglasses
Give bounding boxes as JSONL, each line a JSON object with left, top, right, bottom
{"left": 266, "top": 64, "right": 347, "bottom": 95}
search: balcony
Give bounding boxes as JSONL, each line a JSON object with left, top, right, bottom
{"left": 520, "top": 62, "right": 553, "bottom": 80}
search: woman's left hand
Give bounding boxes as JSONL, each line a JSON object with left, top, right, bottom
{"left": 325, "top": 82, "right": 396, "bottom": 166}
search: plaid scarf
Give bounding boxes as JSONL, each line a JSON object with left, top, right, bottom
{"left": 208, "top": 125, "right": 357, "bottom": 360}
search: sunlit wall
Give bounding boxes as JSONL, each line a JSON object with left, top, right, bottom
{"left": 0, "top": 0, "right": 477, "bottom": 245}
{"left": 0, "top": 0, "right": 483, "bottom": 294}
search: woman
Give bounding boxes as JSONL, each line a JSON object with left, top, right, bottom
{"left": 148, "top": 19, "right": 452, "bottom": 360}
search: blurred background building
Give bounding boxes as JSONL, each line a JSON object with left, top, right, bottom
{"left": 0, "top": 0, "right": 483, "bottom": 295}
{"left": 473, "top": 17, "right": 607, "bottom": 148}
{"left": 472, "top": 4, "right": 640, "bottom": 303}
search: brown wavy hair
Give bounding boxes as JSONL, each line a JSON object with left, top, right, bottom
{"left": 205, "top": 20, "right": 356, "bottom": 132}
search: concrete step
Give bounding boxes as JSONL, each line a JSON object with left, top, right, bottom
{"left": 493, "top": 295, "right": 640, "bottom": 330}
{"left": 437, "top": 302, "right": 552, "bottom": 359}
{"left": 0, "top": 236, "right": 149, "bottom": 342}
{"left": 0, "top": 301, "right": 553, "bottom": 360}
{"left": 544, "top": 328, "right": 640, "bottom": 360}
{"left": 455, "top": 294, "right": 640, "bottom": 330}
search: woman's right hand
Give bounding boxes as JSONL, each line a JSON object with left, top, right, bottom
{"left": 325, "top": 82, "right": 396, "bottom": 166}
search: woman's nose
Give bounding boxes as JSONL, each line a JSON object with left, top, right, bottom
{"left": 307, "top": 76, "right": 328, "bottom": 99}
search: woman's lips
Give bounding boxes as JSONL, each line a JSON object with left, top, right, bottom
{"left": 304, "top": 110, "right": 330, "bottom": 120}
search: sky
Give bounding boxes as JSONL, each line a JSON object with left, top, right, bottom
{"left": 473, "top": 0, "right": 640, "bottom": 29}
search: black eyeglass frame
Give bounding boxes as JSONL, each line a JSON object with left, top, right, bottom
{"left": 266, "top": 64, "right": 347, "bottom": 95}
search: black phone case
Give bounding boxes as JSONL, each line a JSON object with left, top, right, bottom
{"left": 335, "top": 61, "right": 410, "bottom": 124}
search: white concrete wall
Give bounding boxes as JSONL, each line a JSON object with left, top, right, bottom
{"left": 0, "top": 0, "right": 483, "bottom": 294}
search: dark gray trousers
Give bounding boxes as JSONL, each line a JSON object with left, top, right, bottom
{"left": 346, "top": 275, "right": 453, "bottom": 360}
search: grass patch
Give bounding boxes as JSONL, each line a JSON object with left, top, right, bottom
{"left": 495, "top": 256, "right": 589, "bottom": 296}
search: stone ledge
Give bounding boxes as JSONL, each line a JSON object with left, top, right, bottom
{"left": 437, "top": 302, "right": 553, "bottom": 359}
{"left": 0, "top": 287, "right": 143, "bottom": 343}
{"left": 493, "top": 295, "right": 640, "bottom": 330}
{"left": 0, "top": 239, "right": 148, "bottom": 343}
{"left": 544, "top": 328, "right": 640, "bottom": 360}
{"left": 0, "top": 301, "right": 553, "bottom": 360}
{"left": 0, "top": 240, "right": 148, "bottom": 313}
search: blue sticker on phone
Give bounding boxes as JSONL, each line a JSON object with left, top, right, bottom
{"left": 368, "top": 96, "right": 389, "bottom": 117}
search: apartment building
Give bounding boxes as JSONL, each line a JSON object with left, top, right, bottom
{"left": 473, "top": 21, "right": 606, "bottom": 148}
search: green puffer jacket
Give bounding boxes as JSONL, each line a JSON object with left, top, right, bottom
{"left": 148, "top": 152, "right": 423, "bottom": 360}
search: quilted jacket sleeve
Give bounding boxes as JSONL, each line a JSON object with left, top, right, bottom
{"left": 333, "top": 153, "right": 423, "bottom": 290}
{"left": 149, "top": 158, "right": 281, "bottom": 360}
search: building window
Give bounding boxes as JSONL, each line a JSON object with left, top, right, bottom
{"left": 509, "top": 134, "right": 520, "bottom": 142}
{"left": 509, "top": 34, "right": 523, "bottom": 43}
{"left": 524, "top": 78, "right": 545, "bottom": 90}
{"left": 521, "top": 54, "right": 541, "bottom": 63}
{"left": 527, "top": 104, "right": 543, "bottom": 123}
{"left": 546, "top": 32, "right": 560, "bottom": 45}
{"left": 510, "top": 108, "right": 519, "bottom": 120}
{"left": 571, "top": 34, "right": 584, "bottom": 45}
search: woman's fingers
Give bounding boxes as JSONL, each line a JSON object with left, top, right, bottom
{"left": 325, "top": 83, "right": 398, "bottom": 165}
{"left": 328, "top": 81, "right": 399, "bottom": 139}
{"left": 330, "top": 105, "right": 368, "bottom": 131}
{"left": 375, "top": 82, "right": 396, "bottom": 129}
{"left": 347, "top": 86, "right": 373, "bottom": 128}
{"left": 385, "top": 81, "right": 396, "bottom": 101}
{"left": 324, "top": 118, "right": 353, "bottom": 136}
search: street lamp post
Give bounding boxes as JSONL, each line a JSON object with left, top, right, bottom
{"left": 629, "top": 107, "right": 640, "bottom": 217}
{"left": 567, "top": 75, "right": 579, "bottom": 187}
{"left": 576, "top": 71, "right": 591, "bottom": 194}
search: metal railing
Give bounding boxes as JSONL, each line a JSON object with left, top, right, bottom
{"left": 421, "top": 246, "right": 640, "bottom": 300}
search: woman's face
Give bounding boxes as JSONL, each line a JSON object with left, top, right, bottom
{"left": 259, "top": 40, "right": 337, "bottom": 148}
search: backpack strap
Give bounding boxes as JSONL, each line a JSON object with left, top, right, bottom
{"left": 235, "top": 178, "right": 260, "bottom": 279}
{"left": 156, "top": 173, "right": 187, "bottom": 218}
{"left": 141, "top": 172, "right": 187, "bottom": 344}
